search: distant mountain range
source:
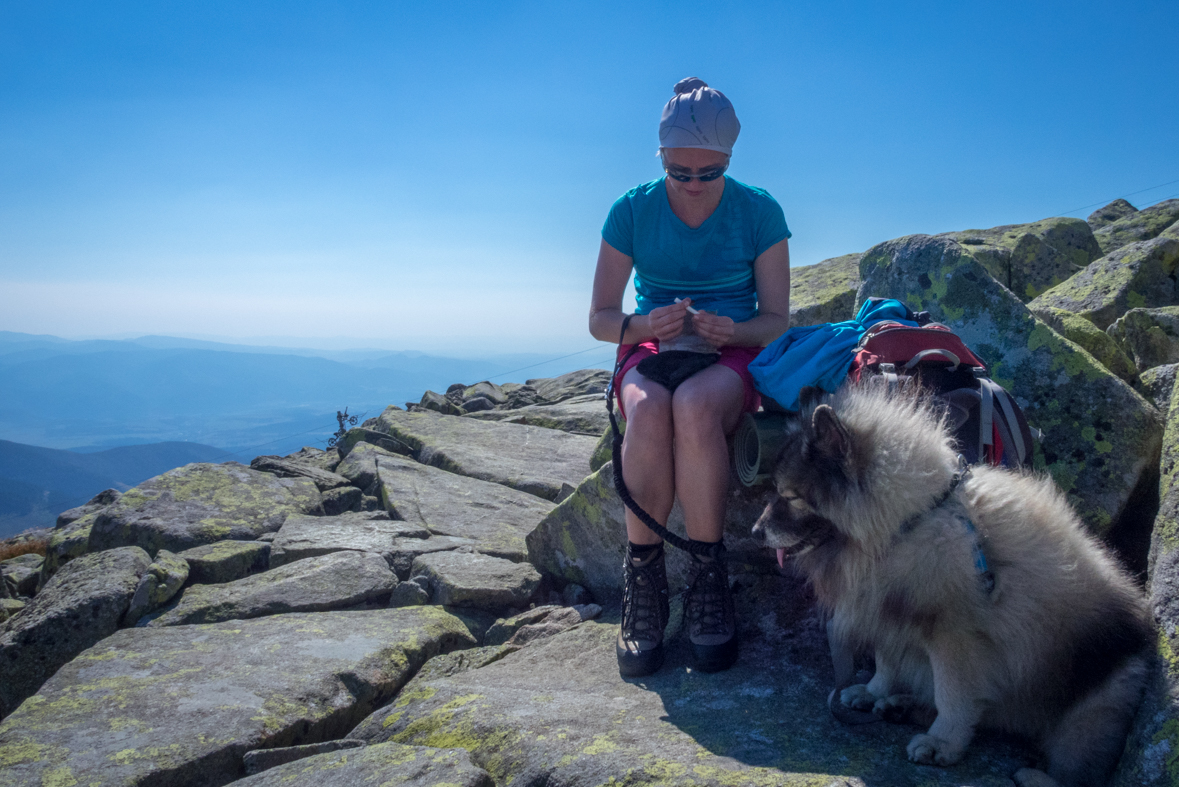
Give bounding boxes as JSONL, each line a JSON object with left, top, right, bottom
{"left": 0, "top": 331, "right": 614, "bottom": 537}
{"left": 0, "top": 439, "right": 227, "bottom": 538}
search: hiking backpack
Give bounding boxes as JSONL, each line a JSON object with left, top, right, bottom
{"left": 847, "top": 299, "right": 1035, "bottom": 469}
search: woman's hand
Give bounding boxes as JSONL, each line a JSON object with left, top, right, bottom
{"left": 693, "top": 310, "right": 736, "bottom": 347}
{"left": 647, "top": 300, "right": 691, "bottom": 342}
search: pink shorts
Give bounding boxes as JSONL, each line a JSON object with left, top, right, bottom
{"left": 612, "top": 342, "right": 763, "bottom": 420}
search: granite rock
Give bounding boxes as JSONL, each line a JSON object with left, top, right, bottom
{"left": 859, "top": 233, "right": 1162, "bottom": 534}
{"left": 789, "top": 252, "right": 862, "bottom": 327}
{"left": 236, "top": 741, "right": 493, "bottom": 787}
{"left": 1093, "top": 199, "right": 1179, "bottom": 255}
{"left": 176, "top": 539, "right": 271, "bottom": 585}
{"left": 54, "top": 488, "right": 121, "bottom": 529}
{"left": 410, "top": 550, "right": 541, "bottom": 612}
{"left": 146, "top": 550, "right": 397, "bottom": 626}
{"left": 1088, "top": 198, "right": 1138, "bottom": 231}
{"left": 1108, "top": 306, "right": 1179, "bottom": 372}
{"left": 1029, "top": 303, "right": 1138, "bottom": 382}
{"left": 376, "top": 453, "right": 555, "bottom": 562}
{"left": 0, "top": 607, "right": 475, "bottom": 787}
{"left": 0, "top": 546, "right": 150, "bottom": 718}
{"left": 89, "top": 462, "right": 323, "bottom": 554}
{"left": 269, "top": 511, "right": 429, "bottom": 568}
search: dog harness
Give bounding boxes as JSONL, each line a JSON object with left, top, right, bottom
{"left": 900, "top": 459, "right": 995, "bottom": 595}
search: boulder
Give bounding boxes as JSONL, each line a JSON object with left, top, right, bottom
{"left": 859, "top": 234, "right": 1162, "bottom": 534}
{"left": 1088, "top": 198, "right": 1138, "bottom": 231}
{"left": 462, "top": 381, "right": 508, "bottom": 406}
{"left": 789, "top": 252, "right": 862, "bottom": 327}
{"left": 88, "top": 462, "right": 323, "bottom": 555}
{"left": 0, "top": 546, "right": 150, "bottom": 718}
{"left": 1029, "top": 304, "right": 1138, "bottom": 382}
{"left": 335, "top": 427, "right": 412, "bottom": 459}
{"left": 54, "top": 487, "right": 121, "bottom": 529}
{"left": 335, "top": 441, "right": 398, "bottom": 494}
{"left": 371, "top": 409, "right": 597, "bottom": 502}
{"left": 1140, "top": 364, "right": 1179, "bottom": 414}
{"left": 283, "top": 445, "right": 342, "bottom": 473}
{"left": 350, "top": 576, "right": 1030, "bottom": 786}
{"left": 410, "top": 551, "right": 541, "bottom": 612}
{"left": 484, "top": 604, "right": 602, "bottom": 648}
{"left": 236, "top": 741, "right": 493, "bottom": 787}
{"left": 464, "top": 395, "right": 609, "bottom": 436}
{"left": 938, "top": 216, "right": 1103, "bottom": 300}
{"left": 145, "top": 550, "right": 397, "bottom": 626}
{"left": 123, "top": 549, "right": 189, "bottom": 625}
{"left": 527, "top": 369, "right": 611, "bottom": 405}
{"left": 243, "top": 739, "right": 365, "bottom": 776}
{"left": 176, "top": 539, "right": 271, "bottom": 584}
{"left": 375, "top": 453, "right": 556, "bottom": 562}
{"left": 1028, "top": 231, "right": 1179, "bottom": 331}
{"left": 527, "top": 462, "right": 774, "bottom": 605}
{"left": 1, "top": 554, "right": 43, "bottom": 598}
{"left": 321, "top": 485, "right": 363, "bottom": 515}
{"left": 270, "top": 511, "right": 429, "bottom": 568}
{"left": 589, "top": 424, "right": 614, "bottom": 473}
{"left": 249, "top": 455, "right": 352, "bottom": 491}
{"left": 0, "top": 607, "right": 476, "bottom": 787}
{"left": 1108, "top": 306, "right": 1179, "bottom": 372}
{"left": 386, "top": 535, "right": 479, "bottom": 581}
{"left": 1093, "top": 199, "right": 1179, "bottom": 255}
{"left": 0, "top": 599, "right": 24, "bottom": 623}
{"left": 416, "top": 389, "right": 463, "bottom": 415}
{"left": 1130, "top": 379, "right": 1179, "bottom": 785}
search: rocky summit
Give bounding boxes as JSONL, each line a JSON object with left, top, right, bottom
{"left": 3, "top": 202, "right": 1179, "bottom": 786}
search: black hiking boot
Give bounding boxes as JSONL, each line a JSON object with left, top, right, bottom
{"left": 685, "top": 553, "right": 738, "bottom": 673}
{"left": 616, "top": 543, "right": 670, "bottom": 678}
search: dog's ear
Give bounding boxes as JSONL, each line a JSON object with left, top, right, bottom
{"left": 811, "top": 404, "right": 850, "bottom": 462}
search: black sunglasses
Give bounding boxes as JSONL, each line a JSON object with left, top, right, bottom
{"left": 663, "top": 163, "right": 728, "bottom": 183}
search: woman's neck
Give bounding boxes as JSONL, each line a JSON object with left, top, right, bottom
{"left": 665, "top": 178, "right": 725, "bottom": 229}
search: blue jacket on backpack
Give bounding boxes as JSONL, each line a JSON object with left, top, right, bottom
{"left": 748, "top": 298, "right": 920, "bottom": 411}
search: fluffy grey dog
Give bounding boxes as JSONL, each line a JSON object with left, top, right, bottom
{"left": 751, "top": 383, "right": 1153, "bottom": 787}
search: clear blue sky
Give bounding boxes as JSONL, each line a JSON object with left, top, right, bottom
{"left": 2, "top": 0, "right": 1176, "bottom": 354}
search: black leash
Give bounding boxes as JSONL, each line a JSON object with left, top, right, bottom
{"left": 605, "top": 314, "right": 727, "bottom": 560}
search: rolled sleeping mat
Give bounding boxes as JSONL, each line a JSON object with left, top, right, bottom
{"left": 732, "top": 411, "right": 792, "bottom": 487}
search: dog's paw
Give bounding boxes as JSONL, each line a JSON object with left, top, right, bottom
{"left": 839, "top": 683, "right": 877, "bottom": 711}
{"left": 1012, "top": 768, "right": 1062, "bottom": 787}
{"left": 906, "top": 733, "right": 963, "bottom": 766}
{"left": 872, "top": 693, "right": 916, "bottom": 723}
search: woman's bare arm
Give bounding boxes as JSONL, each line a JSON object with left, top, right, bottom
{"left": 589, "top": 239, "right": 691, "bottom": 344}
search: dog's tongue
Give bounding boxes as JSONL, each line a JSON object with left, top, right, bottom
{"left": 776, "top": 548, "right": 786, "bottom": 569}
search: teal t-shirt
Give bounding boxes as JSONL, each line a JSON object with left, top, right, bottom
{"left": 601, "top": 176, "right": 790, "bottom": 322}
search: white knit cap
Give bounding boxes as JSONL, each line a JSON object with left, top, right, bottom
{"left": 658, "top": 77, "right": 740, "bottom": 156}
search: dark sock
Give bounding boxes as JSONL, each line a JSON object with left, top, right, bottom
{"left": 628, "top": 541, "right": 662, "bottom": 562}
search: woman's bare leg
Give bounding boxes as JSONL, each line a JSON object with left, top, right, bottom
{"left": 671, "top": 364, "right": 746, "bottom": 542}
{"left": 618, "top": 367, "right": 675, "bottom": 546}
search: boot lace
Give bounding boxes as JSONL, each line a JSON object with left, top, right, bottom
{"left": 621, "top": 557, "right": 667, "bottom": 641}
{"left": 687, "top": 560, "right": 733, "bottom": 636}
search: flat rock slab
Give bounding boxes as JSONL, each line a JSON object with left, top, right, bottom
{"left": 377, "top": 453, "right": 555, "bottom": 562}
{"left": 89, "top": 462, "right": 323, "bottom": 554}
{"left": 250, "top": 455, "right": 352, "bottom": 491}
{"left": 373, "top": 408, "right": 597, "bottom": 502}
{"left": 411, "top": 550, "right": 541, "bottom": 612}
{"left": 335, "top": 441, "right": 398, "bottom": 494}
{"left": 0, "top": 607, "right": 476, "bottom": 787}
{"left": 464, "top": 396, "right": 609, "bottom": 436}
{"left": 0, "top": 546, "right": 149, "bottom": 718}
{"left": 177, "top": 540, "right": 271, "bottom": 585}
{"left": 146, "top": 550, "right": 396, "bottom": 626}
{"left": 387, "top": 535, "right": 479, "bottom": 581}
{"left": 235, "top": 741, "right": 493, "bottom": 786}
{"left": 270, "top": 511, "right": 429, "bottom": 567}
{"left": 351, "top": 575, "right": 1030, "bottom": 786}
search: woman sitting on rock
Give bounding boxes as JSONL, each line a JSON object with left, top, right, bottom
{"left": 589, "top": 77, "right": 792, "bottom": 677}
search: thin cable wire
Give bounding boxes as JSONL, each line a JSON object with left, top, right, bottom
{"left": 486, "top": 344, "right": 616, "bottom": 381}
{"left": 1057, "top": 178, "right": 1179, "bottom": 217}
